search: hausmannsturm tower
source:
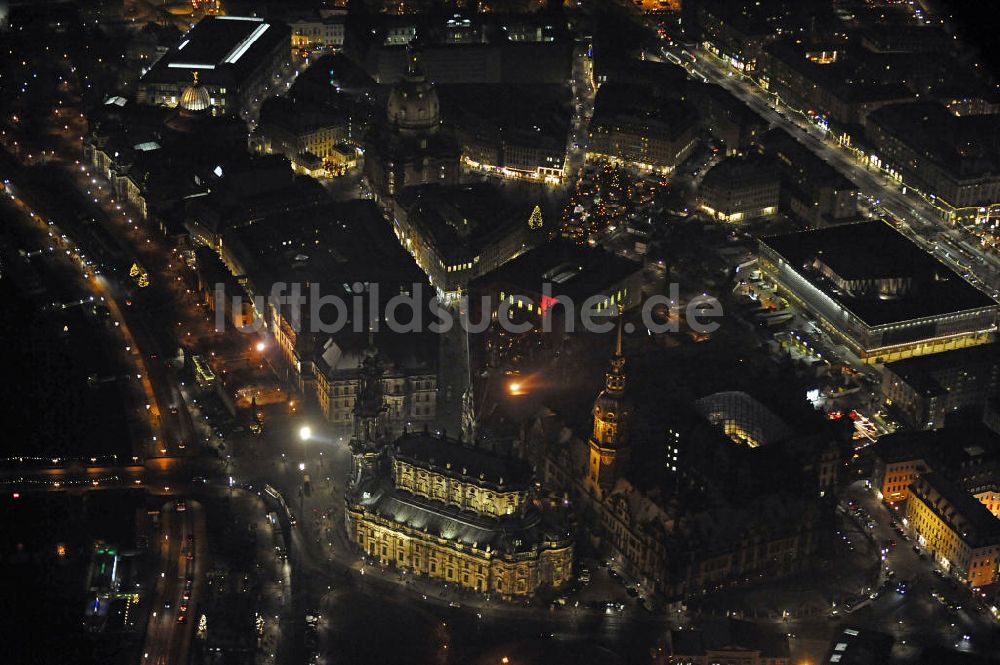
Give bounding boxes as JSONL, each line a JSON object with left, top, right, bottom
{"left": 586, "top": 307, "right": 632, "bottom": 500}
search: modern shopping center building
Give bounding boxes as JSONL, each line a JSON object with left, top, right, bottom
{"left": 758, "top": 221, "right": 996, "bottom": 363}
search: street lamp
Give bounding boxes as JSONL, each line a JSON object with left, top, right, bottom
{"left": 256, "top": 341, "right": 267, "bottom": 352}
{"left": 299, "top": 426, "right": 311, "bottom": 442}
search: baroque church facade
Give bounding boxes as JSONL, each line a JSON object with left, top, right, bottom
{"left": 343, "top": 338, "right": 573, "bottom": 598}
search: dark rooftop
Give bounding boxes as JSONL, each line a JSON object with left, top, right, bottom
{"left": 701, "top": 155, "right": 779, "bottom": 190}
{"left": 760, "top": 221, "right": 996, "bottom": 326}
{"left": 477, "top": 239, "right": 642, "bottom": 300}
{"left": 884, "top": 344, "right": 999, "bottom": 397}
{"left": 258, "top": 96, "right": 348, "bottom": 135}
{"left": 395, "top": 183, "right": 545, "bottom": 264}
{"left": 141, "top": 16, "right": 290, "bottom": 87}
{"left": 867, "top": 102, "right": 1000, "bottom": 181}
{"left": 911, "top": 472, "right": 1000, "bottom": 547}
{"left": 393, "top": 431, "right": 532, "bottom": 488}
{"left": 872, "top": 423, "right": 1000, "bottom": 475}
{"left": 669, "top": 619, "right": 789, "bottom": 659}
{"left": 590, "top": 82, "right": 698, "bottom": 141}
{"left": 760, "top": 127, "right": 856, "bottom": 192}
{"left": 222, "top": 199, "right": 427, "bottom": 301}
{"left": 822, "top": 626, "right": 894, "bottom": 665}
{"left": 438, "top": 83, "right": 571, "bottom": 152}
{"left": 765, "top": 39, "right": 913, "bottom": 107}
{"left": 352, "top": 476, "right": 565, "bottom": 553}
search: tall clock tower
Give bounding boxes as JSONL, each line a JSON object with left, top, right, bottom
{"left": 586, "top": 308, "right": 632, "bottom": 499}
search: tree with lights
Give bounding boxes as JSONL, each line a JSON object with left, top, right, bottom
{"left": 528, "top": 204, "right": 543, "bottom": 230}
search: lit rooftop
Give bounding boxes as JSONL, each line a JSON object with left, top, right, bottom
{"left": 760, "top": 221, "right": 996, "bottom": 326}
{"left": 141, "top": 15, "right": 289, "bottom": 86}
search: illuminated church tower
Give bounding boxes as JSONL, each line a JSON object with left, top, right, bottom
{"left": 586, "top": 307, "right": 632, "bottom": 499}
{"left": 349, "top": 334, "right": 388, "bottom": 488}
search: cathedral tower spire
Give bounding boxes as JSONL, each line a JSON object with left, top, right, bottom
{"left": 585, "top": 306, "right": 632, "bottom": 499}
{"left": 349, "top": 331, "right": 388, "bottom": 488}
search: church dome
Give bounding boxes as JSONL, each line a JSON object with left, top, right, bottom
{"left": 179, "top": 79, "right": 211, "bottom": 113}
{"left": 386, "top": 51, "right": 439, "bottom": 135}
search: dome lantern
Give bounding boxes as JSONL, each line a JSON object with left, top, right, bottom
{"left": 179, "top": 70, "right": 211, "bottom": 113}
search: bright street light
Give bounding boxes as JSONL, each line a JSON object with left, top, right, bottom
{"left": 299, "top": 426, "right": 311, "bottom": 441}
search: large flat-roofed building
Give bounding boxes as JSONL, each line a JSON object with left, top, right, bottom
{"left": 697, "top": 156, "right": 780, "bottom": 223}
{"left": 668, "top": 619, "right": 790, "bottom": 665}
{"left": 216, "top": 199, "right": 430, "bottom": 392}
{"left": 762, "top": 40, "right": 911, "bottom": 127}
{"left": 759, "top": 128, "right": 859, "bottom": 227}
{"left": 882, "top": 344, "right": 1000, "bottom": 430}
{"left": 587, "top": 82, "right": 698, "bottom": 173}
{"left": 472, "top": 240, "right": 648, "bottom": 342}
{"left": 136, "top": 16, "right": 291, "bottom": 118}
{"left": 907, "top": 472, "right": 1000, "bottom": 587}
{"left": 389, "top": 183, "right": 548, "bottom": 299}
{"left": 870, "top": 424, "right": 1000, "bottom": 504}
{"left": 441, "top": 83, "right": 569, "bottom": 185}
{"left": 864, "top": 102, "right": 1000, "bottom": 214}
{"left": 347, "top": 14, "right": 573, "bottom": 85}
{"left": 758, "top": 221, "right": 997, "bottom": 363}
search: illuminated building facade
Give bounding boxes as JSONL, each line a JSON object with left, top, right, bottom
{"left": 587, "top": 83, "right": 698, "bottom": 173}
{"left": 256, "top": 96, "right": 351, "bottom": 164}
{"left": 865, "top": 102, "right": 1000, "bottom": 213}
{"left": 761, "top": 40, "right": 911, "bottom": 128}
{"left": 136, "top": 16, "right": 291, "bottom": 118}
{"left": 389, "top": 183, "right": 545, "bottom": 298}
{"left": 695, "top": 0, "right": 775, "bottom": 74}
{"left": 289, "top": 10, "right": 346, "bottom": 50}
{"left": 697, "top": 156, "right": 780, "bottom": 223}
{"left": 459, "top": 128, "right": 565, "bottom": 184}
{"left": 906, "top": 473, "right": 1000, "bottom": 587}
{"left": 343, "top": 344, "right": 573, "bottom": 597}
{"left": 445, "top": 84, "right": 569, "bottom": 185}
{"left": 314, "top": 334, "right": 437, "bottom": 429}
{"left": 194, "top": 247, "right": 255, "bottom": 331}
{"left": 759, "top": 222, "right": 997, "bottom": 364}
{"left": 870, "top": 434, "right": 930, "bottom": 503}
{"left": 871, "top": 425, "right": 1000, "bottom": 506}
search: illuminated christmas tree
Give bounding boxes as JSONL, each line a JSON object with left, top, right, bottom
{"left": 528, "top": 205, "right": 543, "bottom": 230}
